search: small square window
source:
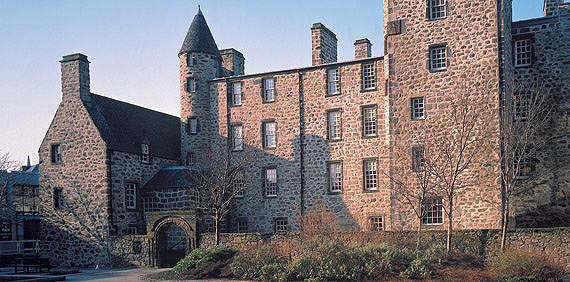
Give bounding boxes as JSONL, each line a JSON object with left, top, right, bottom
{"left": 232, "top": 82, "right": 242, "bottom": 106}
{"left": 363, "top": 63, "right": 376, "bottom": 90}
{"left": 514, "top": 39, "right": 532, "bottom": 67}
{"left": 263, "top": 78, "right": 275, "bottom": 102}
{"left": 412, "top": 146, "right": 425, "bottom": 171}
{"left": 328, "top": 68, "right": 340, "bottom": 95}
{"left": 53, "top": 188, "right": 62, "bottom": 210}
{"left": 370, "top": 216, "right": 383, "bottom": 231}
{"left": 411, "top": 97, "right": 425, "bottom": 120}
{"left": 422, "top": 198, "right": 443, "bottom": 225}
{"left": 327, "top": 110, "right": 342, "bottom": 141}
{"left": 126, "top": 183, "right": 137, "bottom": 209}
{"left": 141, "top": 144, "right": 150, "bottom": 164}
{"left": 363, "top": 159, "right": 379, "bottom": 191}
{"left": 265, "top": 168, "right": 278, "bottom": 197}
{"left": 429, "top": 0, "right": 447, "bottom": 20}
{"left": 51, "top": 144, "right": 62, "bottom": 164}
{"left": 328, "top": 161, "right": 343, "bottom": 193}
{"left": 514, "top": 92, "right": 530, "bottom": 121}
{"left": 430, "top": 46, "right": 447, "bottom": 71}
{"left": 362, "top": 105, "right": 377, "bottom": 137}
{"left": 186, "top": 77, "right": 196, "bottom": 93}
{"left": 188, "top": 117, "right": 198, "bottom": 134}
{"left": 263, "top": 121, "right": 276, "bottom": 149}
{"left": 237, "top": 220, "right": 248, "bottom": 233}
{"left": 275, "top": 218, "right": 288, "bottom": 232}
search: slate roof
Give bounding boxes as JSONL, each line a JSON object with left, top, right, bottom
{"left": 142, "top": 166, "right": 198, "bottom": 191}
{"left": 83, "top": 94, "right": 181, "bottom": 160}
{"left": 179, "top": 7, "right": 221, "bottom": 58}
{"left": 0, "top": 170, "right": 39, "bottom": 186}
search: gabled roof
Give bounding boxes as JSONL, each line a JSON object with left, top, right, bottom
{"left": 83, "top": 94, "right": 181, "bottom": 160}
{"left": 179, "top": 6, "right": 221, "bottom": 58}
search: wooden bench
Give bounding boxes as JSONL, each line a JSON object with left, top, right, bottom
{"left": 14, "top": 254, "right": 51, "bottom": 273}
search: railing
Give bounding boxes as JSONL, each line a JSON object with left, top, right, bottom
{"left": 0, "top": 240, "right": 40, "bottom": 255}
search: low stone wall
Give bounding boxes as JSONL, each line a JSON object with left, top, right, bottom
{"left": 110, "top": 235, "right": 150, "bottom": 267}
{"left": 200, "top": 228, "right": 570, "bottom": 270}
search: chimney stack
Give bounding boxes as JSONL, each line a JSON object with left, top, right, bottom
{"left": 354, "top": 39, "right": 372, "bottom": 59}
{"left": 311, "top": 23, "right": 338, "bottom": 66}
{"left": 544, "top": 0, "right": 563, "bottom": 16}
{"left": 220, "top": 48, "right": 245, "bottom": 76}
{"left": 60, "top": 53, "right": 90, "bottom": 102}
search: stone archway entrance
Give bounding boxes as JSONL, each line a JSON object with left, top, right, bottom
{"left": 146, "top": 211, "right": 196, "bottom": 268}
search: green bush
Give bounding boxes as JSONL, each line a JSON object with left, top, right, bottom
{"left": 490, "top": 249, "right": 565, "bottom": 282}
{"left": 420, "top": 244, "right": 447, "bottom": 265}
{"left": 172, "top": 245, "right": 237, "bottom": 274}
{"left": 400, "top": 258, "right": 433, "bottom": 279}
{"left": 230, "top": 244, "right": 288, "bottom": 282}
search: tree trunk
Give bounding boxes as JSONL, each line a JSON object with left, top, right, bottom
{"left": 416, "top": 219, "right": 422, "bottom": 250}
{"left": 215, "top": 210, "right": 220, "bottom": 246}
{"left": 500, "top": 198, "right": 509, "bottom": 251}
{"left": 446, "top": 211, "right": 453, "bottom": 252}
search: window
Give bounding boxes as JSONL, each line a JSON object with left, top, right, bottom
{"left": 514, "top": 92, "right": 530, "bottom": 121}
{"left": 327, "top": 110, "right": 342, "bottom": 141}
{"left": 411, "top": 97, "right": 425, "bottom": 120}
{"left": 186, "top": 77, "right": 196, "bottom": 93}
{"left": 363, "top": 63, "right": 376, "bottom": 90}
{"left": 412, "top": 146, "right": 425, "bottom": 171}
{"left": 51, "top": 144, "right": 61, "bottom": 164}
{"left": 232, "top": 124, "right": 243, "bottom": 151}
{"left": 262, "top": 121, "right": 276, "bottom": 149}
{"left": 263, "top": 78, "right": 275, "bottom": 102}
{"left": 233, "top": 171, "right": 245, "bottom": 198}
{"left": 264, "top": 168, "right": 277, "bottom": 197}
{"left": 327, "top": 68, "right": 340, "bottom": 95}
{"left": 188, "top": 117, "right": 198, "bottom": 134}
{"left": 237, "top": 219, "right": 248, "bottom": 233}
{"left": 53, "top": 188, "right": 62, "bottom": 209}
{"left": 275, "top": 218, "right": 288, "bottom": 232}
{"left": 428, "top": 0, "right": 447, "bottom": 20}
{"left": 328, "top": 161, "right": 343, "bottom": 193}
{"left": 363, "top": 159, "right": 378, "bottom": 191}
{"left": 370, "top": 216, "right": 383, "bottom": 231}
{"left": 186, "top": 54, "right": 195, "bottom": 67}
{"left": 126, "top": 183, "right": 137, "bottom": 209}
{"left": 185, "top": 152, "right": 195, "bottom": 166}
{"left": 516, "top": 150, "right": 532, "bottom": 178}
{"left": 430, "top": 46, "right": 447, "bottom": 71}
{"left": 362, "top": 105, "right": 377, "bottom": 137}
{"left": 422, "top": 198, "right": 443, "bottom": 225}
{"left": 141, "top": 144, "right": 150, "bottom": 164}
{"left": 205, "top": 218, "right": 215, "bottom": 233}
{"left": 514, "top": 39, "right": 532, "bottom": 67}
{"left": 127, "top": 226, "right": 138, "bottom": 235}
{"left": 232, "top": 82, "right": 242, "bottom": 106}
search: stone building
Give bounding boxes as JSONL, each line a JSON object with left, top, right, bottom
{"left": 39, "top": 1, "right": 569, "bottom": 267}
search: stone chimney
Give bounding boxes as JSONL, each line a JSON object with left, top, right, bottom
{"left": 354, "top": 39, "right": 372, "bottom": 59}
{"left": 220, "top": 48, "right": 245, "bottom": 76}
{"left": 60, "top": 53, "right": 90, "bottom": 102}
{"left": 544, "top": 0, "right": 563, "bottom": 16}
{"left": 311, "top": 23, "right": 338, "bottom": 66}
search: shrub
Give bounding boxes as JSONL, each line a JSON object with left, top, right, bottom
{"left": 400, "top": 258, "right": 433, "bottom": 279}
{"left": 490, "top": 249, "right": 565, "bottom": 282}
{"left": 172, "top": 245, "right": 237, "bottom": 274}
{"left": 420, "top": 244, "right": 447, "bottom": 265}
{"left": 230, "top": 244, "right": 288, "bottom": 282}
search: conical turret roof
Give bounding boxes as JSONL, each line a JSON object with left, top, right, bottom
{"left": 179, "top": 6, "right": 221, "bottom": 59}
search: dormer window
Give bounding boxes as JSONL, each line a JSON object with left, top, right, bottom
{"left": 141, "top": 144, "right": 150, "bottom": 164}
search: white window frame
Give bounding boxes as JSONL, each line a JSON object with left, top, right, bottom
{"left": 187, "top": 77, "right": 196, "bottom": 93}
{"left": 514, "top": 39, "right": 532, "bottom": 67}
{"left": 126, "top": 182, "right": 137, "bottom": 209}
{"left": 275, "top": 218, "right": 288, "bottom": 233}
{"left": 263, "top": 78, "right": 275, "bottom": 102}
{"left": 189, "top": 118, "right": 198, "bottom": 134}
{"left": 364, "top": 159, "right": 378, "bottom": 191}
{"left": 263, "top": 121, "right": 276, "bottom": 149}
{"left": 232, "top": 124, "right": 243, "bottom": 151}
{"left": 430, "top": 46, "right": 447, "bottom": 71}
{"left": 327, "top": 110, "right": 342, "bottom": 140}
{"left": 370, "top": 216, "right": 383, "bottom": 231}
{"left": 411, "top": 97, "right": 425, "bottom": 120}
{"left": 141, "top": 144, "right": 150, "bottom": 164}
{"left": 363, "top": 63, "right": 376, "bottom": 90}
{"left": 362, "top": 105, "right": 377, "bottom": 137}
{"left": 232, "top": 82, "right": 242, "bottom": 106}
{"left": 422, "top": 198, "right": 444, "bottom": 225}
{"left": 328, "top": 161, "right": 343, "bottom": 193}
{"left": 429, "top": 0, "right": 447, "bottom": 20}
{"left": 265, "top": 168, "right": 278, "bottom": 197}
{"left": 328, "top": 68, "right": 340, "bottom": 95}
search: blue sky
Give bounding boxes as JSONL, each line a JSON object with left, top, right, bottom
{"left": 0, "top": 0, "right": 545, "bottom": 165}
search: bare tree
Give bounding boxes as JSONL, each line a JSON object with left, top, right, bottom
{"left": 499, "top": 81, "right": 551, "bottom": 251}
{"left": 423, "top": 92, "right": 496, "bottom": 252}
{"left": 0, "top": 150, "right": 19, "bottom": 237}
{"left": 190, "top": 136, "right": 253, "bottom": 245}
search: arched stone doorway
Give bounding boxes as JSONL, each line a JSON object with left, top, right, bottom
{"left": 147, "top": 212, "right": 196, "bottom": 268}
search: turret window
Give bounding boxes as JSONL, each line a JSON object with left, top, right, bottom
{"left": 186, "top": 77, "right": 196, "bottom": 93}
{"left": 186, "top": 54, "right": 195, "bottom": 67}
{"left": 189, "top": 117, "right": 198, "bottom": 134}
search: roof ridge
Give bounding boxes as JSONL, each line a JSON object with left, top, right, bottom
{"left": 90, "top": 93, "right": 180, "bottom": 119}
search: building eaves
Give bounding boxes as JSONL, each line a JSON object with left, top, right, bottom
{"left": 512, "top": 16, "right": 558, "bottom": 28}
